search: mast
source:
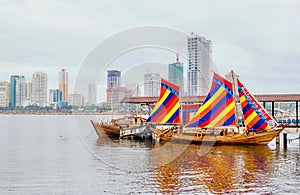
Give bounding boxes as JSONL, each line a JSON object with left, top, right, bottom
{"left": 110, "top": 83, "right": 114, "bottom": 120}
{"left": 230, "top": 70, "right": 239, "bottom": 127}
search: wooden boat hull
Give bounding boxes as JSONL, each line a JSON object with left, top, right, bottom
{"left": 90, "top": 120, "right": 120, "bottom": 138}
{"left": 170, "top": 128, "right": 284, "bottom": 145}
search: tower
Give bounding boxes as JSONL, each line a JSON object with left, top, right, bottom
{"left": 87, "top": 84, "right": 97, "bottom": 105}
{"left": 9, "top": 75, "right": 26, "bottom": 107}
{"left": 187, "top": 32, "right": 212, "bottom": 96}
{"left": 0, "top": 81, "right": 10, "bottom": 107}
{"left": 144, "top": 72, "right": 160, "bottom": 97}
{"left": 32, "top": 71, "right": 48, "bottom": 106}
{"left": 59, "top": 69, "right": 68, "bottom": 101}
{"left": 107, "top": 70, "right": 121, "bottom": 88}
{"left": 168, "top": 54, "right": 184, "bottom": 95}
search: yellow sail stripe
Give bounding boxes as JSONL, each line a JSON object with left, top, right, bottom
{"left": 244, "top": 111, "right": 258, "bottom": 126}
{"left": 206, "top": 101, "right": 235, "bottom": 128}
{"left": 195, "top": 87, "right": 225, "bottom": 115}
{"left": 161, "top": 101, "right": 180, "bottom": 123}
{"left": 240, "top": 95, "right": 246, "bottom": 104}
{"left": 149, "top": 90, "right": 171, "bottom": 116}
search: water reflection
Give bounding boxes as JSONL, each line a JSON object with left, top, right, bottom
{"left": 151, "top": 144, "right": 273, "bottom": 194}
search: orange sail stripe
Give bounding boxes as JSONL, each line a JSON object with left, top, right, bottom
{"left": 189, "top": 89, "right": 228, "bottom": 125}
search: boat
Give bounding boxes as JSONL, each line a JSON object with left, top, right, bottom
{"left": 91, "top": 115, "right": 147, "bottom": 138}
{"left": 146, "top": 78, "right": 182, "bottom": 141}
{"left": 157, "top": 71, "right": 286, "bottom": 145}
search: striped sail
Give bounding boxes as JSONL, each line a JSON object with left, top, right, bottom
{"left": 186, "top": 73, "right": 236, "bottom": 128}
{"left": 146, "top": 79, "right": 181, "bottom": 124}
{"left": 237, "top": 79, "right": 278, "bottom": 132}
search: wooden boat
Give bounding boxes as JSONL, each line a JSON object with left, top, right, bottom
{"left": 90, "top": 115, "right": 146, "bottom": 138}
{"left": 90, "top": 120, "right": 120, "bottom": 137}
{"left": 155, "top": 71, "right": 286, "bottom": 145}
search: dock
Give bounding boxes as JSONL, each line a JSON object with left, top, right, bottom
{"left": 120, "top": 125, "right": 153, "bottom": 140}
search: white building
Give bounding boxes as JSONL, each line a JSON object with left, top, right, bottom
{"left": 32, "top": 71, "right": 48, "bottom": 107}
{"left": 187, "top": 32, "right": 212, "bottom": 96}
{"left": 0, "top": 81, "right": 10, "bottom": 107}
{"left": 87, "top": 84, "right": 97, "bottom": 105}
{"left": 144, "top": 72, "right": 160, "bottom": 97}
{"left": 26, "top": 82, "right": 32, "bottom": 102}
{"left": 68, "top": 93, "right": 84, "bottom": 107}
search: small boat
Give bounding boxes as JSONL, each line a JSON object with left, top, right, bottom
{"left": 91, "top": 115, "right": 147, "bottom": 138}
{"left": 157, "top": 71, "right": 286, "bottom": 145}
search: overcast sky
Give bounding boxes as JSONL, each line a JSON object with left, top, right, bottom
{"left": 0, "top": 0, "right": 299, "bottom": 101}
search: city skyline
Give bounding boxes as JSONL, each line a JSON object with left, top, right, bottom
{"left": 0, "top": 0, "right": 299, "bottom": 102}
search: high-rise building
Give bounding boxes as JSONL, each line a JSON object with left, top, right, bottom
{"left": 25, "top": 82, "right": 32, "bottom": 101}
{"left": 49, "top": 89, "right": 62, "bottom": 103}
{"left": 144, "top": 72, "right": 160, "bottom": 97}
{"left": 68, "top": 93, "right": 84, "bottom": 107}
{"left": 59, "top": 69, "right": 68, "bottom": 101}
{"left": 107, "top": 70, "right": 121, "bottom": 88}
{"left": 32, "top": 71, "right": 47, "bottom": 106}
{"left": 106, "top": 87, "right": 132, "bottom": 107}
{"left": 0, "top": 81, "right": 10, "bottom": 107}
{"left": 10, "top": 75, "right": 26, "bottom": 107}
{"left": 187, "top": 32, "right": 212, "bottom": 96}
{"left": 168, "top": 54, "right": 184, "bottom": 95}
{"left": 126, "top": 82, "right": 140, "bottom": 97}
{"left": 87, "top": 84, "right": 97, "bottom": 105}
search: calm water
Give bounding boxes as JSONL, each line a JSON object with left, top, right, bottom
{"left": 0, "top": 115, "right": 300, "bottom": 194}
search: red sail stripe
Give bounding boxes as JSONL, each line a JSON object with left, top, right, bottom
{"left": 152, "top": 94, "right": 179, "bottom": 122}
{"left": 188, "top": 89, "right": 228, "bottom": 125}
{"left": 214, "top": 108, "right": 235, "bottom": 127}
{"left": 247, "top": 115, "right": 261, "bottom": 129}
{"left": 256, "top": 122, "right": 268, "bottom": 131}
{"left": 243, "top": 106, "right": 255, "bottom": 119}
{"left": 161, "top": 78, "right": 179, "bottom": 94}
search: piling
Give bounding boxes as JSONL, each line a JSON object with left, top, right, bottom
{"left": 276, "top": 135, "right": 280, "bottom": 145}
{"left": 283, "top": 132, "right": 287, "bottom": 149}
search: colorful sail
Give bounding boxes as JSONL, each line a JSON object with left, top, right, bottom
{"left": 186, "top": 73, "right": 236, "bottom": 128}
{"left": 237, "top": 79, "right": 278, "bottom": 131}
{"left": 146, "top": 79, "right": 181, "bottom": 124}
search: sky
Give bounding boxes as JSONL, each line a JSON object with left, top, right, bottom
{"left": 0, "top": 0, "right": 299, "bottom": 102}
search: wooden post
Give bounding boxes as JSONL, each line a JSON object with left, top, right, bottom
{"left": 272, "top": 101, "right": 275, "bottom": 118}
{"left": 296, "top": 101, "right": 299, "bottom": 128}
{"left": 276, "top": 135, "right": 280, "bottom": 145}
{"left": 283, "top": 132, "right": 287, "bottom": 149}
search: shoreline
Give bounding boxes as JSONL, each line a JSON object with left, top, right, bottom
{"left": 0, "top": 110, "right": 119, "bottom": 115}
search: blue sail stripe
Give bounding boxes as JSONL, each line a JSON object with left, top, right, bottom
{"left": 222, "top": 114, "right": 236, "bottom": 126}
{"left": 146, "top": 92, "right": 175, "bottom": 122}
{"left": 213, "top": 77, "right": 234, "bottom": 96}
{"left": 161, "top": 83, "right": 179, "bottom": 97}
{"left": 242, "top": 104, "right": 252, "bottom": 115}
{"left": 250, "top": 119, "right": 266, "bottom": 130}
{"left": 188, "top": 93, "right": 232, "bottom": 127}
{"left": 201, "top": 84, "right": 221, "bottom": 106}
{"left": 166, "top": 109, "right": 180, "bottom": 123}
{"left": 242, "top": 90, "right": 268, "bottom": 122}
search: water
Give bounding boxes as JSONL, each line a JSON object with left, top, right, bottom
{"left": 0, "top": 115, "right": 300, "bottom": 194}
